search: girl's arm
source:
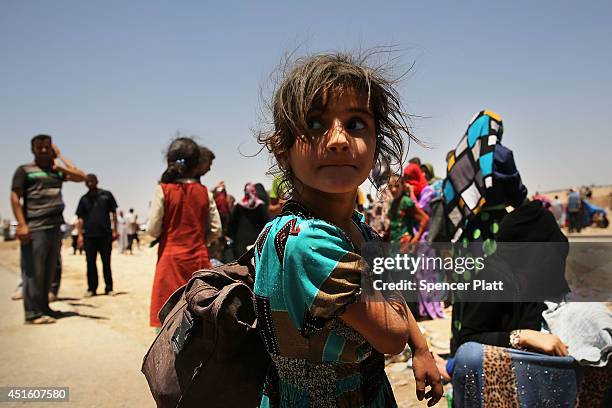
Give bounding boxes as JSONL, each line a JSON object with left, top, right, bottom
{"left": 341, "top": 289, "right": 409, "bottom": 355}
{"left": 205, "top": 190, "right": 223, "bottom": 245}
{"left": 341, "top": 290, "right": 444, "bottom": 404}
{"left": 147, "top": 185, "right": 164, "bottom": 238}
{"left": 283, "top": 218, "right": 442, "bottom": 403}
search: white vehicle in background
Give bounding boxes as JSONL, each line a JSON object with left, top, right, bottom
{"left": 3, "top": 221, "right": 18, "bottom": 241}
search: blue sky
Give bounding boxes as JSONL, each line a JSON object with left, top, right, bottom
{"left": 2, "top": 0, "right": 611, "bottom": 221}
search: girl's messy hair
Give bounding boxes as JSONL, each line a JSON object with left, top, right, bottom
{"left": 257, "top": 48, "right": 418, "bottom": 198}
{"left": 160, "top": 137, "right": 200, "bottom": 183}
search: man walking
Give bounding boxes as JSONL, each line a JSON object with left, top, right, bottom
{"left": 76, "top": 174, "right": 118, "bottom": 297}
{"left": 567, "top": 188, "right": 582, "bottom": 233}
{"left": 125, "top": 208, "right": 139, "bottom": 254}
{"left": 116, "top": 209, "right": 128, "bottom": 253}
{"left": 11, "top": 135, "right": 86, "bottom": 324}
{"left": 551, "top": 195, "right": 564, "bottom": 227}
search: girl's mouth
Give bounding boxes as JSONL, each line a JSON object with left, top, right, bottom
{"left": 318, "top": 164, "right": 357, "bottom": 169}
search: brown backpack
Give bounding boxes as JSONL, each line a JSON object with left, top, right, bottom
{"left": 141, "top": 248, "right": 269, "bottom": 407}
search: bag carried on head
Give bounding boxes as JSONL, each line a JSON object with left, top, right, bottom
{"left": 141, "top": 247, "right": 269, "bottom": 407}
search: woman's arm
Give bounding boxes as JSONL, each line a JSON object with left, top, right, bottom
{"left": 464, "top": 329, "right": 568, "bottom": 356}
{"left": 461, "top": 330, "right": 513, "bottom": 348}
{"left": 408, "top": 205, "right": 429, "bottom": 243}
{"left": 516, "top": 330, "right": 568, "bottom": 356}
{"left": 458, "top": 301, "right": 568, "bottom": 355}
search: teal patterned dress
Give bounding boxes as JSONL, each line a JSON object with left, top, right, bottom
{"left": 253, "top": 201, "right": 397, "bottom": 408}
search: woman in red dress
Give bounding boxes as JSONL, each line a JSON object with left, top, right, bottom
{"left": 147, "top": 137, "right": 221, "bottom": 328}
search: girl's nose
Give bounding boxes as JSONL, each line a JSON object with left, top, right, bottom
{"left": 326, "top": 120, "right": 349, "bottom": 152}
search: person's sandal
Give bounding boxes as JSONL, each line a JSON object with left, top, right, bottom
{"left": 25, "top": 316, "right": 56, "bottom": 325}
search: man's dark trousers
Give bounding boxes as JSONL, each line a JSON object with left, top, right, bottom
{"left": 21, "top": 227, "right": 61, "bottom": 320}
{"left": 568, "top": 211, "right": 581, "bottom": 233}
{"left": 84, "top": 235, "right": 113, "bottom": 293}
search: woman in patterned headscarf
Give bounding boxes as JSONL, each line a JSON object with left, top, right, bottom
{"left": 441, "top": 111, "right": 611, "bottom": 406}
{"left": 441, "top": 111, "right": 526, "bottom": 357}
{"left": 443, "top": 111, "right": 527, "bottom": 355}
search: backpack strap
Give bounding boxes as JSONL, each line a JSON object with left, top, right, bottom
{"left": 280, "top": 200, "right": 315, "bottom": 218}
{"left": 236, "top": 246, "right": 255, "bottom": 267}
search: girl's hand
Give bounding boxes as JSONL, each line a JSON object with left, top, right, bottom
{"left": 412, "top": 349, "right": 444, "bottom": 406}
{"left": 520, "top": 330, "right": 568, "bottom": 356}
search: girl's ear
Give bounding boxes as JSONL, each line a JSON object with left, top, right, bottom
{"left": 277, "top": 152, "right": 290, "bottom": 172}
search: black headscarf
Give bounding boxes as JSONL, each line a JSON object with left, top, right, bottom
{"left": 497, "top": 199, "right": 570, "bottom": 300}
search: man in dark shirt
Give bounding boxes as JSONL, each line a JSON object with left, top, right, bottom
{"left": 76, "top": 174, "right": 118, "bottom": 297}
{"left": 11, "top": 134, "right": 86, "bottom": 324}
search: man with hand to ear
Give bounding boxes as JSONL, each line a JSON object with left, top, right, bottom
{"left": 11, "top": 134, "right": 86, "bottom": 324}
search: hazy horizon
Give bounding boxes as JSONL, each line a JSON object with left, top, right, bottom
{"left": 2, "top": 0, "right": 611, "bottom": 222}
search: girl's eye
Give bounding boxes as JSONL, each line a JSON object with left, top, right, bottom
{"left": 347, "top": 119, "right": 366, "bottom": 131}
{"left": 307, "top": 118, "right": 324, "bottom": 130}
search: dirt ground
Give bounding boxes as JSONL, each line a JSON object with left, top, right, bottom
{"left": 0, "top": 239, "right": 156, "bottom": 407}
{"left": 0, "top": 238, "right": 456, "bottom": 407}
{"left": 1, "top": 228, "right": 609, "bottom": 407}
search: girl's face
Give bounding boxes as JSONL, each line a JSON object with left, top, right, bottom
{"left": 196, "top": 158, "right": 213, "bottom": 177}
{"left": 388, "top": 178, "right": 404, "bottom": 199}
{"left": 402, "top": 177, "right": 412, "bottom": 193}
{"left": 288, "top": 88, "right": 376, "bottom": 194}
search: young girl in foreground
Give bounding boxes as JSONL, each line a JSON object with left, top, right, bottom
{"left": 254, "top": 53, "right": 443, "bottom": 407}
